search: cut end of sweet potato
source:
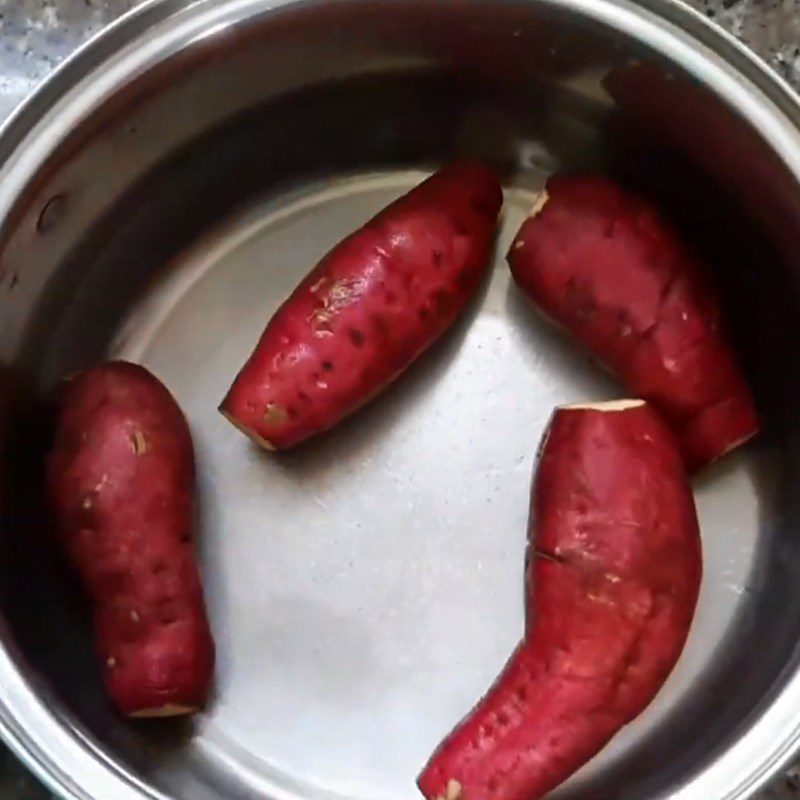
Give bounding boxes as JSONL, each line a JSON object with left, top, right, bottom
{"left": 508, "top": 191, "right": 551, "bottom": 259}
{"left": 219, "top": 408, "right": 276, "bottom": 451}
{"left": 432, "top": 779, "right": 462, "bottom": 800}
{"left": 528, "top": 189, "right": 550, "bottom": 218}
{"left": 681, "top": 394, "right": 760, "bottom": 472}
{"left": 128, "top": 704, "right": 197, "bottom": 719}
{"left": 718, "top": 428, "right": 759, "bottom": 458}
{"left": 561, "top": 399, "right": 645, "bottom": 412}
{"left": 700, "top": 426, "right": 760, "bottom": 468}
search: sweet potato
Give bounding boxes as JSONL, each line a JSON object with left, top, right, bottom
{"left": 220, "top": 161, "right": 503, "bottom": 450}
{"left": 46, "top": 362, "right": 214, "bottom": 717}
{"left": 507, "top": 175, "right": 758, "bottom": 471}
{"left": 418, "top": 400, "right": 702, "bottom": 800}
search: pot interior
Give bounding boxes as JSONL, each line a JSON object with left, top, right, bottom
{"left": 1, "top": 2, "right": 800, "bottom": 799}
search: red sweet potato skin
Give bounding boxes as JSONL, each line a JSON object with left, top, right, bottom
{"left": 507, "top": 175, "right": 758, "bottom": 471}
{"left": 220, "top": 161, "right": 503, "bottom": 450}
{"left": 46, "top": 362, "right": 214, "bottom": 717}
{"left": 418, "top": 402, "right": 702, "bottom": 800}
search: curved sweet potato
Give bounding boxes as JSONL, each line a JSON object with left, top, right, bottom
{"left": 507, "top": 175, "right": 758, "bottom": 471}
{"left": 220, "top": 161, "right": 503, "bottom": 450}
{"left": 46, "top": 362, "right": 214, "bottom": 717}
{"left": 418, "top": 400, "right": 702, "bottom": 800}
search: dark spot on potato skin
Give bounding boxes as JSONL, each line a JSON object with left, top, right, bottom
{"left": 432, "top": 249, "right": 443, "bottom": 267}
{"left": 348, "top": 328, "right": 365, "bottom": 348}
{"left": 418, "top": 306, "right": 431, "bottom": 321}
{"left": 287, "top": 406, "right": 299, "bottom": 420}
{"left": 322, "top": 361, "right": 334, "bottom": 372}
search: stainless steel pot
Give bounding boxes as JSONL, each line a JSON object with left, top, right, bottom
{"left": 1, "top": 0, "right": 800, "bottom": 798}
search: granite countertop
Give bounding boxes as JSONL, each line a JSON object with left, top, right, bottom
{"left": 0, "top": 0, "right": 799, "bottom": 797}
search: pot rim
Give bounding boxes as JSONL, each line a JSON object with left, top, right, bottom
{"left": 1, "top": 0, "right": 799, "bottom": 798}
